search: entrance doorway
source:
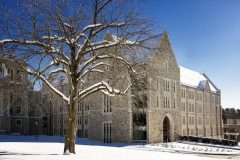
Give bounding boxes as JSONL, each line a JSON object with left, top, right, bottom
{"left": 163, "top": 116, "right": 170, "bottom": 142}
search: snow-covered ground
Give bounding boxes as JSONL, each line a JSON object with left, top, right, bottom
{"left": 0, "top": 135, "right": 239, "bottom": 160}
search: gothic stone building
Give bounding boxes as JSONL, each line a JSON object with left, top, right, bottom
{"left": 0, "top": 31, "right": 223, "bottom": 143}
{"left": 41, "top": 31, "right": 223, "bottom": 143}
{"left": 0, "top": 59, "right": 43, "bottom": 135}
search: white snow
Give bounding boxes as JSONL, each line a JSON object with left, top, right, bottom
{"left": 0, "top": 136, "right": 238, "bottom": 160}
{"left": 64, "top": 149, "right": 71, "bottom": 155}
{"left": 179, "top": 66, "right": 218, "bottom": 92}
{"left": 64, "top": 22, "right": 72, "bottom": 28}
{"left": 82, "top": 23, "right": 102, "bottom": 32}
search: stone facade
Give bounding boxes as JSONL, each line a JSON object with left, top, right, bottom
{"left": 0, "top": 31, "right": 223, "bottom": 143}
{"left": 144, "top": 32, "right": 223, "bottom": 143}
{"left": 0, "top": 59, "right": 43, "bottom": 135}
{"left": 223, "top": 119, "right": 240, "bottom": 141}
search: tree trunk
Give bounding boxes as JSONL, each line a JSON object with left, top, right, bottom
{"left": 64, "top": 101, "right": 77, "bottom": 154}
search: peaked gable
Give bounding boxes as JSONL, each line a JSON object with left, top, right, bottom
{"left": 157, "top": 31, "right": 174, "bottom": 54}
{"left": 150, "top": 31, "right": 179, "bottom": 75}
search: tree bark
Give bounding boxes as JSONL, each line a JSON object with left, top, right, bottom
{"left": 64, "top": 100, "right": 77, "bottom": 154}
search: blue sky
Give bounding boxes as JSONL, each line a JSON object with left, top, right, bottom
{"left": 1, "top": 0, "right": 239, "bottom": 108}
{"left": 142, "top": 0, "right": 240, "bottom": 108}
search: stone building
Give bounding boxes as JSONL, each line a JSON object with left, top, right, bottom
{"left": 42, "top": 31, "right": 223, "bottom": 143}
{"left": 0, "top": 31, "right": 223, "bottom": 143}
{"left": 223, "top": 118, "right": 240, "bottom": 141}
{"left": 0, "top": 58, "right": 43, "bottom": 135}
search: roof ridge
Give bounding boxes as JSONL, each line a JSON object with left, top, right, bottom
{"left": 202, "top": 73, "right": 220, "bottom": 93}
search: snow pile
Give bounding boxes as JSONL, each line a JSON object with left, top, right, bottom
{"left": 145, "top": 142, "right": 240, "bottom": 155}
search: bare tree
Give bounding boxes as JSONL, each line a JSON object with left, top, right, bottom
{"left": 0, "top": 0, "right": 156, "bottom": 154}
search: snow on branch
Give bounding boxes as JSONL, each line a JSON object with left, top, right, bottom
{"left": 63, "top": 22, "right": 72, "bottom": 28}
{"left": 85, "top": 39, "right": 136, "bottom": 54}
{"left": 82, "top": 24, "right": 103, "bottom": 33}
{"left": 42, "top": 35, "right": 70, "bottom": 44}
{"left": 75, "top": 22, "right": 126, "bottom": 53}
{"left": 76, "top": 53, "right": 135, "bottom": 84}
{"left": 0, "top": 39, "right": 70, "bottom": 64}
{"left": 47, "top": 68, "right": 67, "bottom": 80}
{"left": 40, "top": 58, "right": 69, "bottom": 74}
{"left": 15, "top": 60, "right": 70, "bottom": 103}
{"left": 75, "top": 81, "right": 131, "bottom": 102}
{"left": 77, "top": 61, "right": 110, "bottom": 81}
{"left": 82, "top": 23, "right": 125, "bottom": 34}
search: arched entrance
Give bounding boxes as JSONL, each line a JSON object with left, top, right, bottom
{"left": 163, "top": 116, "right": 170, "bottom": 142}
{"left": 162, "top": 113, "right": 174, "bottom": 142}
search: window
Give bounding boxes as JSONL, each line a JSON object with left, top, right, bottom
{"left": 78, "top": 116, "right": 81, "bottom": 126}
{"left": 188, "top": 103, "right": 195, "bottom": 112}
{"left": 104, "top": 95, "right": 112, "bottom": 113}
{"left": 182, "top": 102, "right": 186, "bottom": 111}
{"left": 16, "top": 120, "right": 21, "bottom": 126}
{"left": 77, "top": 103, "right": 81, "bottom": 112}
{"left": 85, "top": 102, "right": 90, "bottom": 111}
{"left": 196, "top": 92, "right": 203, "bottom": 101}
{"left": 167, "top": 81, "right": 169, "bottom": 92}
{"left": 173, "top": 98, "right": 175, "bottom": 109}
{"left": 103, "top": 122, "right": 112, "bottom": 143}
{"left": 198, "top": 117, "right": 203, "bottom": 125}
{"left": 85, "top": 117, "right": 88, "bottom": 125}
{"left": 182, "top": 116, "right": 186, "bottom": 125}
{"left": 192, "top": 92, "right": 195, "bottom": 100}
{"left": 85, "top": 129, "right": 88, "bottom": 138}
{"left": 188, "top": 116, "right": 195, "bottom": 125}
{"left": 163, "top": 97, "right": 170, "bottom": 108}
{"left": 206, "top": 117, "right": 210, "bottom": 125}
{"left": 163, "top": 97, "right": 166, "bottom": 108}
{"left": 181, "top": 89, "right": 186, "bottom": 98}
{"left": 172, "top": 82, "right": 176, "bottom": 93}
{"left": 64, "top": 117, "right": 67, "bottom": 125}
{"left": 17, "top": 97, "right": 22, "bottom": 105}
{"left": 187, "top": 91, "right": 195, "bottom": 99}
{"left": 17, "top": 106, "right": 21, "bottom": 114}
{"left": 157, "top": 96, "right": 159, "bottom": 107}
{"left": 133, "top": 112, "right": 146, "bottom": 140}
{"left": 164, "top": 80, "right": 170, "bottom": 92}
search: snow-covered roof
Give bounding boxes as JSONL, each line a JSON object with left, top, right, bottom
{"left": 179, "top": 66, "right": 219, "bottom": 93}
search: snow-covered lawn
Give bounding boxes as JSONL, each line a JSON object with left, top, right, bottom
{"left": 0, "top": 135, "right": 239, "bottom": 160}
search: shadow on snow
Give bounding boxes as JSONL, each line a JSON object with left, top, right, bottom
{"left": 0, "top": 135, "right": 130, "bottom": 147}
